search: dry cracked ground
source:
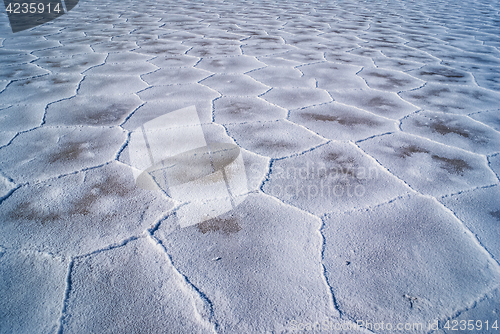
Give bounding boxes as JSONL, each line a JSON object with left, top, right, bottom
{"left": 1, "top": 0, "right": 500, "bottom": 333}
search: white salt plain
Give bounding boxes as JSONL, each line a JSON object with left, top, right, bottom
{"left": 0, "top": 0, "right": 499, "bottom": 333}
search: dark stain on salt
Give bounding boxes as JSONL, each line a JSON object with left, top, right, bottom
{"left": 431, "top": 155, "right": 472, "bottom": 175}
{"left": 489, "top": 210, "right": 500, "bottom": 221}
{"left": 68, "top": 175, "right": 130, "bottom": 216}
{"left": 48, "top": 142, "right": 87, "bottom": 164}
{"left": 323, "top": 152, "right": 359, "bottom": 179}
{"left": 254, "top": 139, "right": 296, "bottom": 151}
{"left": 368, "top": 96, "right": 397, "bottom": 109}
{"left": 51, "top": 77, "right": 71, "bottom": 85}
{"left": 83, "top": 103, "right": 130, "bottom": 125}
{"left": 302, "top": 112, "right": 375, "bottom": 127}
{"left": 227, "top": 102, "right": 253, "bottom": 115}
{"left": 396, "top": 145, "right": 430, "bottom": 158}
{"left": 8, "top": 202, "right": 61, "bottom": 223}
{"left": 197, "top": 216, "right": 241, "bottom": 235}
{"left": 429, "top": 120, "right": 470, "bottom": 138}
{"left": 367, "top": 71, "right": 411, "bottom": 87}
{"left": 420, "top": 68, "right": 466, "bottom": 79}
{"left": 8, "top": 174, "right": 132, "bottom": 223}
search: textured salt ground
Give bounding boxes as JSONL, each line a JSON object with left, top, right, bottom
{"left": 0, "top": 0, "right": 500, "bottom": 333}
{"left": 63, "top": 237, "right": 214, "bottom": 333}
{"left": 0, "top": 249, "right": 67, "bottom": 334}
{"left": 288, "top": 102, "right": 399, "bottom": 141}
{"left": 322, "top": 196, "right": 500, "bottom": 333}
{"left": 358, "top": 132, "right": 498, "bottom": 197}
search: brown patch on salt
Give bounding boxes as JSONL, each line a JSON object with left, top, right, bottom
{"left": 8, "top": 202, "right": 61, "bottom": 223}
{"left": 395, "top": 145, "right": 430, "bottom": 159}
{"left": 197, "top": 216, "right": 241, "bottom": 235}
{"left": 302, "top": 112, "right": 376, "bottom": 127}
{"left": 431, "top": 155, "right": 472, "bottom": 175}
{"left": 489, "top": 210, "right": 500, "bottom": 221}
{"left": 47, "top": 142, "right": 88, "bottom": 164}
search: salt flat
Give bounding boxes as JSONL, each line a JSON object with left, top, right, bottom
{"left": 0, "top": 0, "right": 499, "bottom": 333}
